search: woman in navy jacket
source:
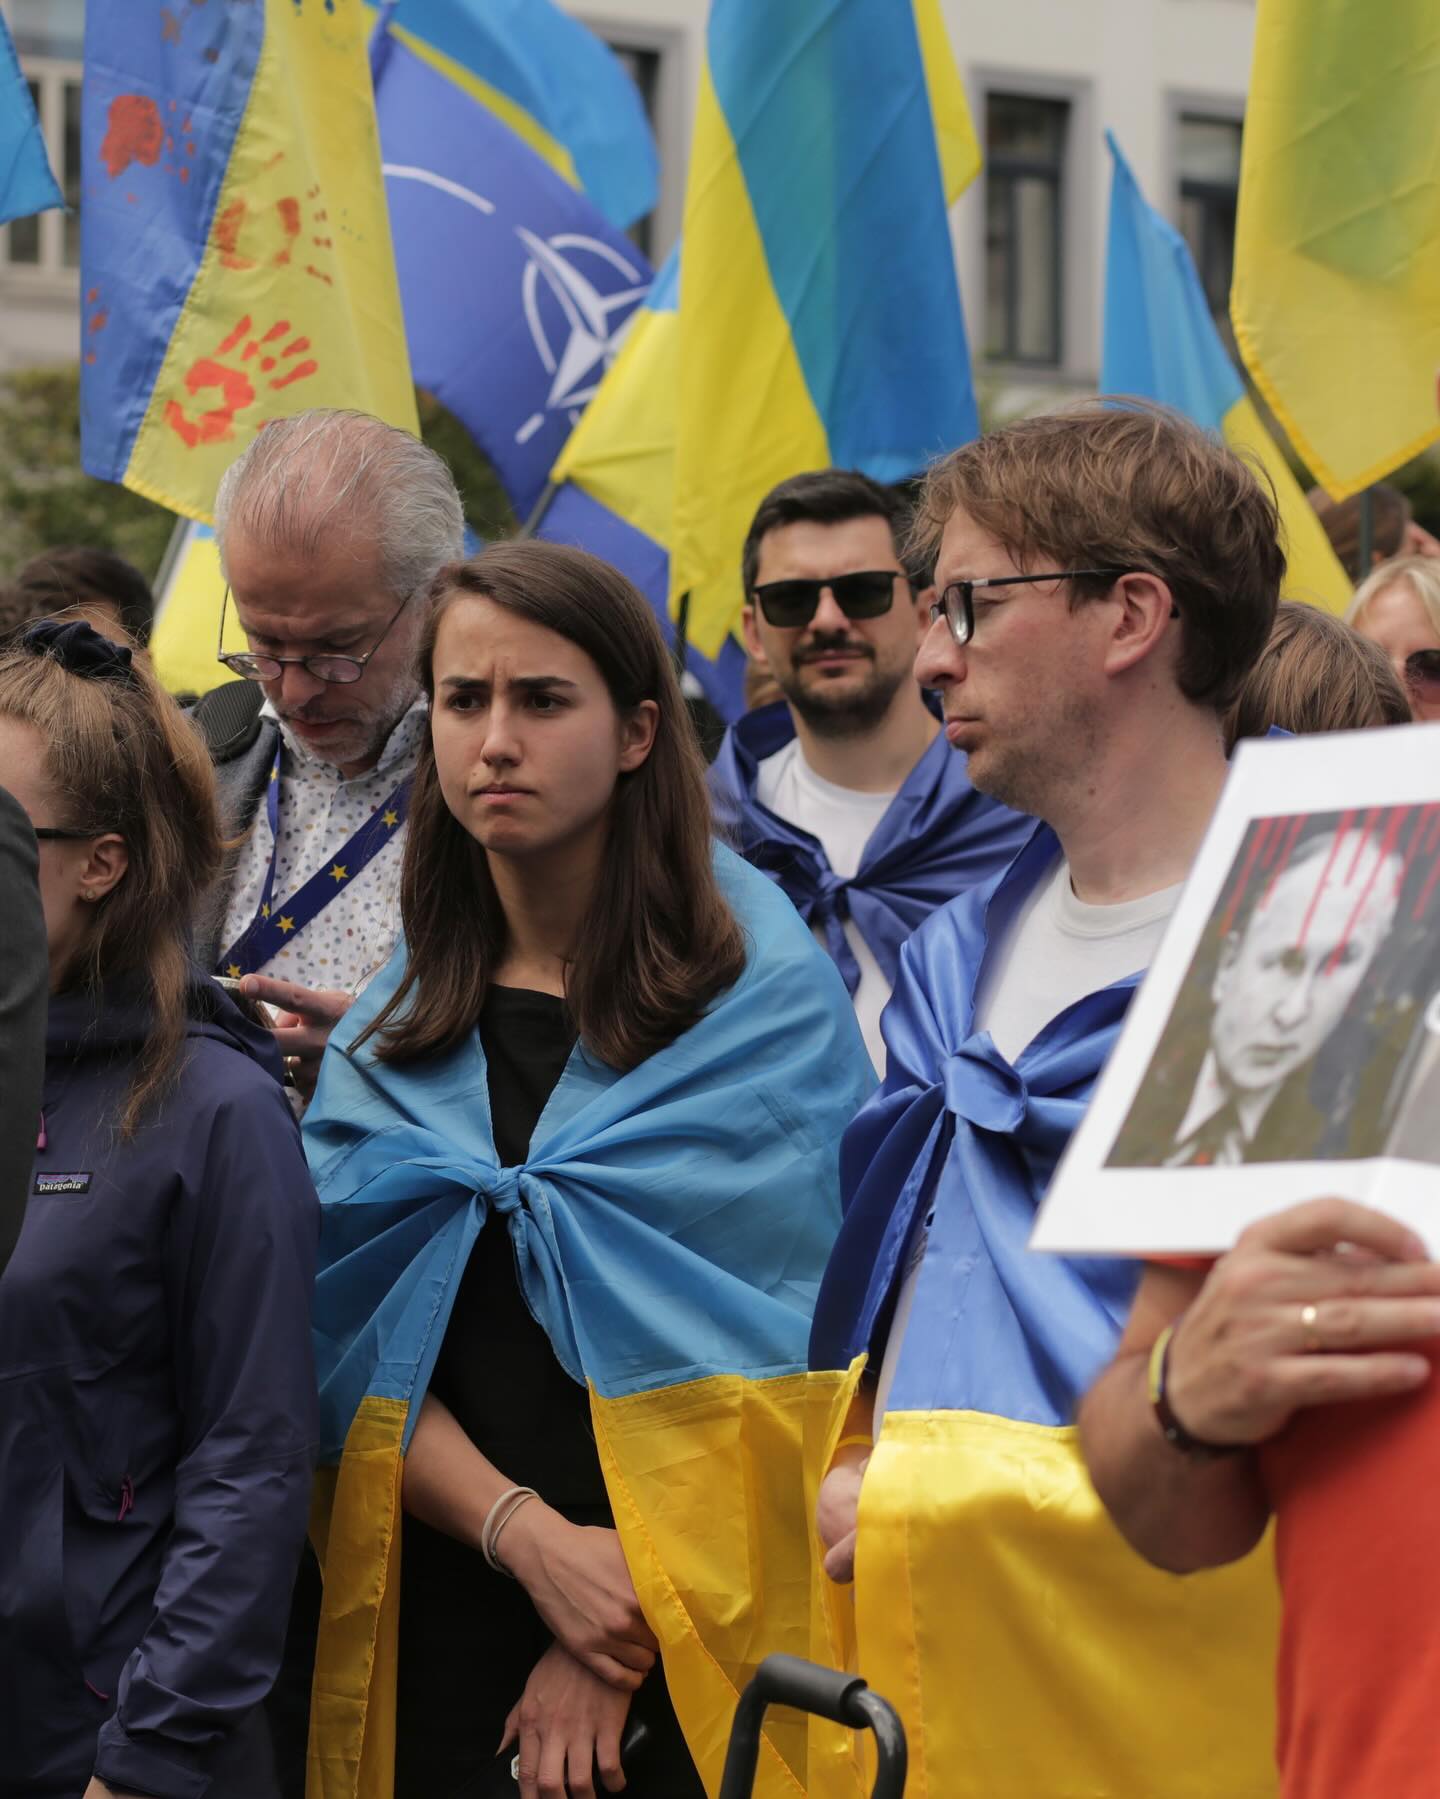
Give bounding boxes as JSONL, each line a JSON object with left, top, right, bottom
{"left": 0, "top": 620, "right": 319, "bottom": 1799}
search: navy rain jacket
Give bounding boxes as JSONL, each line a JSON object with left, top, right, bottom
{"left": 0, "top": 978, "right": 319, "bottom": 1798}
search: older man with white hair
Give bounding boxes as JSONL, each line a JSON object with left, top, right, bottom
{"left": 193, "top": 408, "right": 464, "bottom": 1090}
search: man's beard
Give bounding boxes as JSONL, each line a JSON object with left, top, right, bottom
{"left": 776, "top": 644, "right": 909, "bottom": 739}
{"left": 965, "top": 689, "right": 1102, "bottom": 820}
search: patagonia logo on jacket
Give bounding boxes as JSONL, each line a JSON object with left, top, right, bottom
{"left": 33, "top": 1171, "right": 93, "bottom": 1197}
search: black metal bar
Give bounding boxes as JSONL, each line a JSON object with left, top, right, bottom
{"left": 717, "top": 1654, "right": 907, "bottom": 1799}
{"left": 673, "top": 587, "right": 691, "bottom": 676}
{"left": 1357, "top": 485, "right": 1375, "bottom": 576}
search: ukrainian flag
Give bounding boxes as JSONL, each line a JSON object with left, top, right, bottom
{"left": 303, "top": 848, "right": 876, "bottom": 1798}
{"left": 378, "top": 0, "right": 657, "bottom": 231}
{"left": 807, "top": 834, "right": 1280, "bottom": 1799}
{"left": 1103, "top": 133, "right": 1350, "bottom": 615}
{"left": 1232, "top": 0, "right": 1440, "bottom": 499}
{"left": 669, "top": 0, "right": 981, "bottom": 655}
{"left": 81, "top": 0, "right": 417, "bottom": 523}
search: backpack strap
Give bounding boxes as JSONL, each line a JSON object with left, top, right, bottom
{"left": 189, "top": 679, "right": 266, "bottom": 763}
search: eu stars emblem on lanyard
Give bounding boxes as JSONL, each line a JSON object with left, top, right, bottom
{"left": 217, "top": 750, "right": 411, "bottom": 978}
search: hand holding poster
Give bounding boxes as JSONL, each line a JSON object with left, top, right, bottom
{"left": 1033, "top": 727, "right": 1440, "bottom": 1256}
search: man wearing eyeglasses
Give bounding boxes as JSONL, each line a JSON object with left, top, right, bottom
{"left": 808, "top": 403, "right": 1288, "bottom": 1797}
{"left": 710, "top": 469, "right": 1030, "bottom": 1070}
{"left": 194, "top": 409, "right": 464, "bottom": 1095}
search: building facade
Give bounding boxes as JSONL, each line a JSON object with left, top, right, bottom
{"left": 1, "top": 0, "right": 1254, "bottom": 416}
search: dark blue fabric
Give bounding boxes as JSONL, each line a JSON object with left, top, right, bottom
{"left": 0, "top": 978, "right": 318, "bottom": 1799}
{"left": 710, "top": 703, "right": 1032, "bottom": 995}
{"left": 809, "top": 825, "right": 1143, "bottom": 1426}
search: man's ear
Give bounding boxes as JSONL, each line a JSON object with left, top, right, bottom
{"left": 741, "top": 603, "right": 771, "bottom": 670}
{"left": 1103, "top": 572, "right": 1178, "bottom": 678}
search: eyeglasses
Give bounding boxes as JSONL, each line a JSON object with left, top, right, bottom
{"left": 751, "top": 570, "right": 905, "bottom": 629}
{"left": 1404, "top": 649, "right": 1440, "bottom": 696}
{"left": 928, "top": 569, "right": 1130, "bottom": 646}
{"left": 32, "top": 826, "right": 98, "bottom": 841}
{"left": 216, "top": 584, "right": 416, "bottom": 685}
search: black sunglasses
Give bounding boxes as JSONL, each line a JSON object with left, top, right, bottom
{"left": 752, "top": 570, "right": 905, "bottom": 629}
{"left": 216, "top": 584, "right": 416, "bottom": 685}
{"left": 32, "top": 826, "right": 98, "bottom": 841}
{"left": 929, "top": 569, "right": 1131, "bottom": 646}
{"left": 1404, "top": 649, "right": 1440, "bottom": 693}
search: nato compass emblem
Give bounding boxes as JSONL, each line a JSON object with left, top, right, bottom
{"left": 513, "top": 229, "right": 650, "bottom": 447}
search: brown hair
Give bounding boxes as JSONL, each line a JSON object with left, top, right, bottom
{"left": 2, "top": 547, "right": 156, "bottom": 644}
{"left": 909, "top": 400, "right": 1285, "bottom": 710}
{"left": 1309, "top": 482, "right": 1411, "bottom": 581}
{"left": 361, "top": 541, "right": 746, "bottom": 1071}
{"left": 0, "top": 634, "right": 222, "bottom": 1134}
{"left": 1224, "top": 601, "right": 1411, "bottom": 750}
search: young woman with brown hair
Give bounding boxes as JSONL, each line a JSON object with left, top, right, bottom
{"left": 0, "top": 619, "right": 319, "bottom": 1799}
{"left": 303, "top": 543, "right": 873, "bottom": 1799}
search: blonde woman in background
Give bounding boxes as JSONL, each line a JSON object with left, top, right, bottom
{"left": 1347, "top": 555, "right": 1440, "bottom": 723}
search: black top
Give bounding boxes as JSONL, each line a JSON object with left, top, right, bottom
{"left": 427, "top": 984, "right": 608, "bottom": 1513}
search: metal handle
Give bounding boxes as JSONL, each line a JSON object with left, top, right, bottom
{"left": 717, "top": 1654, "right": 907, "bottom": 1799}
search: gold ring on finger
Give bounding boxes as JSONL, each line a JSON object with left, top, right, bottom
{"left": 1299, "top": 1301, "right": 1322, "bottom": 1353}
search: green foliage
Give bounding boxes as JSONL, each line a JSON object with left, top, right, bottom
{"left": 0, "top": 367, "right": 517, "bottom": 590}
{"left": 0, "top": 365, "right": 174, "bottom": 580}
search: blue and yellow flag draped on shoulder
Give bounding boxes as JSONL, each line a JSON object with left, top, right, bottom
{"left": 303, "top": 847, "right": 875, "bottom": 1798}
{"left": 1102, "top": 131, "right": 1349, "bottom": 616}
{"left": 807, "top": 826, "right": 1279, "bottom": 1799}
{"left": 81, "top": 0, "right": 416, "bottom": 521}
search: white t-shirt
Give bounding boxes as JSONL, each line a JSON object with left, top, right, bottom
{"left": 755, "top": 739, "right": 896, "bottom": 1072}
{"left": 872, "top": 856, "right": 1181, "bottom": 1424}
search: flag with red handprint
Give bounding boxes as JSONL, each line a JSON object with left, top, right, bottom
{"left": 81, "top": 0, "right": 417, "bottom": 522}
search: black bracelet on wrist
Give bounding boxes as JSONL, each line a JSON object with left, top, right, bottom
{"left": 1147, "top": 1320, "right": 1242, "bottom": 1461}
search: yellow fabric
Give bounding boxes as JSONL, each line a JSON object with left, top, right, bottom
{"left": 1231, "top": 0, "right": 1440, "bottom": 498}
{"left": 383, "top": 17, "right": 581, "bottom": 193}
{"left": 1220, "top": 394, "right": 1352, "bottom": 615}
{"left": 125, "top": 0, "right": 417, "bottom": 522}
{"left": 810, "top": 1403, "right": 1280, "bottom": 1799}
{"left": 550, "top": 300, "right": 678, "bottom": 550}
{"left": 913, "top": 0, "right": 981, "bottom": 206}
{"left": 593, "top": 1369, "right": 843, "bottom": 1799}
{"left": 668, "top": 62, "right": 830, "bottom": 659}
{"left": 148, "top": 523, "right": 229, "bottom": 697}
{"left": 308, "top": 1397, "right": 407, "bottom": 1799}
{"left": 309, "top": 1373, "right": 830, "bottom": 1799}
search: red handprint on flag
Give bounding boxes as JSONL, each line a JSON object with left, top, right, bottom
{"left": 164, "top": 317, "right": 318, "bottom": 449}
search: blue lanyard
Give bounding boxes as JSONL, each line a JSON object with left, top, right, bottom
{"left": 217, "top": 750, "right": 411, "bottom": 978}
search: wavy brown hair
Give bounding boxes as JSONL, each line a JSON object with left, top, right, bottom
{"left": 360, "top": 541, "right": 746, "bottom": 1070}
{"left": 0, "top": 629, "right": 222, "bottom": 1135}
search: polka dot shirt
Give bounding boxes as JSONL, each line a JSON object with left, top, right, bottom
{"left": 220, "top": 701, "right": 428, "bottom": 996}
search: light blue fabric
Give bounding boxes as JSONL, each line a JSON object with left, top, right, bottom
{"left": 305, "top": 845, "right": 875, "bottom": 1459}
{"left": 1102, "top": 129, "right": 1243, "bottom": 428}
{"left": 0, "top": 17, "right": 61, "bottom": 227}
{"left": 810, "top": 824, "right": 1143, "bottom": 1425}
{"left": 395, "top": 0, "right": 658, "bottom": 231}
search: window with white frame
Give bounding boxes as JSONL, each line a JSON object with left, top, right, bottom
{"left": 984, "top": 93, "right": 1069, "bottom": 367}
{"left": 599, "top": 37, "right": 662, "bottom": 261}
{"left": 2, "top": 56, "right": 82, "bottom": 276}
{"left": 1177, "top": 113, "right": 1243, "bottom": 324}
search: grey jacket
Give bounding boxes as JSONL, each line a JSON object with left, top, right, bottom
{"left": 192, "top": 711, "right": 278, "bottom": 975}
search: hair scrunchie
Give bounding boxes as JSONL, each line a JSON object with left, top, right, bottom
{"left": 20, "top": 618, "right": 136, "bottom": 683}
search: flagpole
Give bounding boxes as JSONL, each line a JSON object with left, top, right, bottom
{"left": 674, "top": 589, "right": 691, "bottom": 676}
{"left": 1357, "top": 486, "right": 1375, "bottom": 576}
{"left": 519, "top": 481, "right": 559, "bottom": 541}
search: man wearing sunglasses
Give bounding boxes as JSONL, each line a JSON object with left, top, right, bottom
{"left": 809, "top": 403, "right": 1288, "bottom": 1796}
{"left": 710, "top": 469, "right": 1030, "bottom": 1071}
{"left": 193, "top": 409, "right": 464, "bottom": 1097}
